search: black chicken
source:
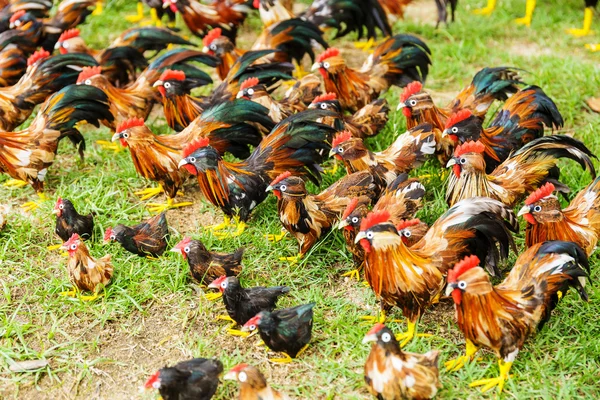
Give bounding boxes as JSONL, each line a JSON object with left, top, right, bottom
{"left": 104, "top": 213, "right": 169, "bottom": 257}
{"left": 145, "top": 358, "right": 222, "bottom": 400}
{"left": 243, "top": 303, "right": 315, "bottom": 363}
{"left": 52, "top": 198, "right": 95, "bottom": 244}
{"left": 207, "top": 276, "right": 290, "bottom": 337}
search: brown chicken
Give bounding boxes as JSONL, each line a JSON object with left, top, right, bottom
{"left": 444, "top": 242, "right": 589, "bottom": 394}
{"left": 308, "top": 92, "right": 389, "bottom": 139}
{"left": 354, "top": 197, "right": 518, "bottom": 345}
{"left": 266, "top": 170, "right": 378, "bottom": 262}
{"left": 442, "top": 86, "right": 564, "bottom": 172}
{"left": 339, "top": 174, "right": 425, "bottom": 279}
{"left": 396, "top": 218, "right": 429, "bottom": 247}
{"left": 312, "top": 38, "right": 431, "bottom": 112}
{"left": 329, "top": 125, "right": 437, "bottom": 186}
{"left": 254, "top": 0, "right": 294, "bottom": 27}
{"left": 446, "top": 136, "right": 596, "bottom": 207}
{"left": 0, "top": 46, "right": 26, "bottom": 87}
{"left": 104, "top": 213, "right": 170, "bottom": 257}
{"left": 363, "top": 323, "right": 441, "bottom": 400}
{"left": 60, "top": 233, "right": 113, "bottom": 301}
{"left": 224, "top": 363, "right": 291, "bottom": 400}
{"left": 518, "top": 179, "right": 600, "bottom": 256}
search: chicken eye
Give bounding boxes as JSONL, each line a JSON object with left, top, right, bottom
{"left": 189, "top": 156, "right": 196, "bottom": 163}
{"left": 184, "top": 246, "right": 190, "bottom": 253}
{"left": 70, "top": 244, "right": 77, "bottom": 250}
{"left": 403, "top": 230, "right": 411, "bottom": 237}
{"left": 458, "top": 281, "right": 467, "bottom": 290}
{"left": 247, "top": 88, "right": 254, "bottom": 95}
{"left": 337, "top": 147, "right": 344, "bottom": 153}
{"left": 323, "top": 62, "right": 330, "bottom": 69}
{"left": 451, "top": 127, "right": 458, "bottom": 133}
{"left": 381, "top": 332, "right": 391, "bottom": 342}
{"left": 238, "top": 371, "right": 247, "bottom": 382}
{"left": 366, "top": 232, "right": 374, "bottom": 239}
{"left": 84, "top": 79, "right": 91, "bottom": 85}
{"left": 220, "top": 281, "right": 227, "bottom": 289}
{"left": 460, "top": 157, "right": 467, "bottom": 164}
{"left": 409, "top": 99, "right": 417, "bottom": 106}
{"left": 533, "top": 205, "right": 542, "bottom": 212}
{"left": 210, "top": 43, "right": 217, "bottom": 51}
{"left": 280, "top": 184, "right": 287, "bottom": 192}
{"left": 110, "top": 234, "right": 116, "bottom": 240}
{"left": 59, "top": 204, "right": 64, "bottom": 209}
{"left": 249, "top": 324, "right": 256, "bottom": 331}
{"left": 123, "top": 132, "right": 129, "bottom": 139}
{"left": 320, "top": 103, "right": 327, "bottom": 109}
{"left": 164, "top": 82, "right": 171, "bottom": 89}
{"left": 14, "top": 20, "right": 21, "bottom": 27}
{"left": 351, "top": 217, "right": 359, "bottom": 224}
{"left": 63, "top": 42, "right": 69, "bottom": 49}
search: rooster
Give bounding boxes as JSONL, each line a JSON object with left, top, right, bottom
{"left": 178, "top": 109, "right": 335, "bottom": 238}
{"left": 312, "top": 38, "right": 431, "bottom": 112}
{"left": 308, "top": 92, "right": 389, "bottom": 139}
{"left": 224, "top": 363, "right": 291, "bottom": 400}
{"left": 518, "top": 179, "right": 600, "bottom": 256}
{"left": 145, "top": 358, "right": 223, "bottom": 400}
{"left": 396, "top": 218, "right": 429, "bottom": 247}
{"left": 254, "top": 0, "right": 294, "bottom": 27}
{"left": 442, "top": 86, "right": 564, "bottom": 172}
{"left": 363, "top": 323, "right": 441, "bottom": 400}
{"left": 60, "top": 233, "right": 113, "bottom": 301}
{"left": 0, "top": 46, "right": 26, "bottom": 87}
{"left": 266, "top": 170, "right": 378, "bottom": 262}
{"left": 104, "top": 213, "right": 170, "bottom": 258}
{"left": 0, "top": 84, "right": 113, "bottom": 210}
{"left": 0, "top": 0, "right": 52, "bottom": 34}
{"left": 444, "top": 242, "right": 589, "bottom": 394}
{"left": 329, "top": 126, "right": 437, "bottom": 186}
{"left": 111, "top": 100, "right": 273, "bottom": 212}
{"left": 339, "top": 174, "right": 425, "bottom": 280}
{"left": 354, "top": 197, "right": 518, "bottom": 345}
{"left": 446, "top": 137, "right": 596, "bottom": 207}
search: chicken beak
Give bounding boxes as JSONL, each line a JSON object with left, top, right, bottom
{"left": 162, "top": 1, "right": 170, "bottom": 8}
{"left": 235, "top": 91, "right": 244, "bottom": 99}
{"left": 354, "top": 231, "right": 366, "bottom": 244}
{"left": 52, "top": 209, "right": 60, "bottom": 215}
{"left": 54, "top": 42, "right": 61, "bottom": 50}
{"left": 202, "top": 46, "right": 209, "bottom": 53}
{"left": 445, "top": 282, "right": 457, "bottom": 297}
{"left": 396, "top": 102, "right": 406, "bottom": 111}
{"left": 362, "top": 333, "right": 377, "bottom": 344}
{"left": 223, "top": 371, "right": 237, "bottom": 381}
{"left": 441, "top": 129, "right": 449, "bottom": 137}
{"left": 177, "top": 159, "right": 189, "bottom": 168}
{"left": 337, "top": 220, "right": 348, "bottom": 230}
{"left": 446, "top": 158, "right": 456, "bottom": 167}
{"left": 517, "top": 206, "right": 530, "bottom": 217}
{"left": 265, "top": 185, "right": 273, "bottom": 192}
{"left": 111, "top": 133, "right": 121, "bottom": 142}
{"left": 310, "top": 62, "right": 320, "bottom": 72}
{"left": 153, "top": 80, "right": 163, "bottom": 88}
{"left": 169, "top": 246, "right": 181, "bottom": 254}
{"left": 207, "top": 281, "right": 219, "bottom": 289}
{"left": 328, "top": 148, "right": 336, "bottom": 157}
{"left": 59, "top": 244, "right": 68, "bottom": 252}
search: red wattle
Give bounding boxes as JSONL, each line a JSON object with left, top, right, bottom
{"left": 334, "top": 154, "right": 342, "bottom": 161}
{"left": 402, "top": 108, "right": 411, "bottom": 118}
{"left": 273, "top": 190, "right": 281, "bottom": 199}
{"left": 318, "top": 68, "right": 327, "bottom": 79}
{"left": 359, "top": 238, "right": 371, "bottom": 253}
{"left": 451, "top": 288, "right": 462, "bottom": 305}
{"left": 453, "top": 164, "right": 461, "bottom": 178}
{"left": 253, "top": 0, "right": 259, "bottom": 8}
{"left": 182, "top": 164, "right": 198, "bottom": 176}
{"left": 119, "top": 138, "right": 128, "bottom": 147}
{"left": 344, "top": 226, "right": 353, "bottom": 232}
{"left": 448, "top": 134, "right": 458, "bottom": 142}
{"left": 523, "top": 213, "right": 537, "bottom": 225}
{"left": 157, "top": 86, "right": 166, "bottom": 97}
{"left": 59, "top": 47, "right": 67, "bottom": 55}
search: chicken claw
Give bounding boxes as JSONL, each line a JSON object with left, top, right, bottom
{"left": 92, "top": 0, "right": 103, "bottom": 15}
{"left": 146, "top": 198, "right": 193, "bottom": 213}
{"left": 514, "top": 16, "right": 532, "bottom": 26}
{"left": 354, "top": 38, "right": 380, "bottom": 53}
{"left": 341, "top": 269, "right": 360, "bottom": 280}
{"left": 214, "top": 217, "right": 246, "bottom": 238}
{"left": 227, "top": 328, "right": 250, "bottom": 337}
{"left": 266, "top": 230, "right": 287, "bottom": 242}
{"left": 135, "top": 185, "right": 164, "bottom": 200}
{"left": 323, "top": 162, "right": 338, "bottom": 175}
{"left": 79, "top": 293, "right": 102, "bottom": 302}
{"left": 3, "top": 179, "right": 28, "bottom": 188}
{"left": 469, "top": 360, "right": 513, "bottom": 394}
{"left": 126, "top": 2, "right": 144, "bottom": 22}
{"left": 278, "top": 253, "right": 302, "bottom": 263}
{"left": 444, "top": 340, "right": 479, "bottom": 372}
{"left": 205, "top": 216, "right": 231, "bottom": 232}
{"left": 269, "top": 353, "right": 293, "bottom": 363}
{"left": 359, "top": 310, "right": 400, "bottom": 324}
{"left": 96, "top": 140, "right": 122, "bottom": 153}
{"left": 585, "top": 43, "right": 600, "bottom": 52}
{"left": 394, "top": 321, "right": 432, "bottom": 347}
{"left": 47, "top": 244, "right": 63, "bottom": 251}
{"left": 204, "top": 292, "right": 222, "bottom": 301}
{"left": 217, "top": 315, "right": 235, "bottom": 323}
{"left": 22, "top": 193, "right": 49, "bottom": 212}
{"left": 59, "top": 289, "right": 78, "bottom": 297}
{"left": 567, "top": 28, "right": 594, "bottom": 37}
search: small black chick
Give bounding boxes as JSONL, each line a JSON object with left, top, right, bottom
{"left": 53, "top": 198, "right": 95, "bottom": 241}
{"left": 171, "top": 237, "right": 243, "bottom": 285}
{"left": 242, "top": 303, "right": 315, "bottom": 362}
{"left": 208, "top": 276, "right": 290, "bottom": 326}
{"left": 104, "top": 213, "right": 169, "bottom": 257}
{"left": 145, "top": 357, "right": 222, "bottom": 400}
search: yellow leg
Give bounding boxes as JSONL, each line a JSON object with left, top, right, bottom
{"left": 204, "top": 291, "right": 222, "bottom": 301}
{"left": 278, "top": 253, "right": 303, "bottom": 263}
{"left": 22, "top": 192, "right": 48, "bottom": 212}
{"left": 269, "top": 352, "right": 293, "bottom": 363}
{"left": 217, "top": 315, "right": 235, "bottom": 323}
{"left": 266, "top": 229, "right": 288, "bottom": 242}
{"left": 473, "top": 0, "right": 496, "bottom": 15}
{"left": 227, "top": 328, "right": 250, "bottom": 337}
{"left": 96, "top": 140, "right": 123, "bottom": 153}
{"left": 359, "top": 310, "right": 402, "bottom": 324}
{"left": 431, "top": 292, "right": 441, "bottom": 305}
{"left": 514, "top": 0, "right": 535, "bottom": 26}
{"left": 353, "top": 38, "right": 382, "bottom": 53}
{"left": 585, "top": 43, "right": 600, "bottom": 52}
{"left": 134, "top": 185, "right": 164, "bottom": 200}
{"left": 146, "top": 197, "right": 193, "bottom": 213}
{"left": 395, "top": 320, "right": 433, "bottom": 347}
{"left": 469, "top": 359, "right": 513, "bottom": 394}
{"left": 341, "top": 269, "right": 361, "bottom": 280}
{"left": 59, "top": 287, "right": 78, "bottom": 297}
{"left": 295, "top": 344, "right": 309, "bottom": 358}
{"left": 150, "top": 8, "right": 163, "bottom": 27}
{"left": 3, "top": 179, "right": 28, "bottom": 188}
{"left": 92, "top": 0, "right": 103, "bottom": 16}
{"left": 444, "top": 339, "right": 479, "bottom": 371}
{"left": 47, "top": 244, "right": 63, "bottom": 251}
{"left": 214, "top": 216, "right": 247, "bottom": 238}
{"left": 205, "top": 216, "right": 232, "bottom": 232}
{"left": 126, "top": 2, "right": 145, "bottom": 23}
{"left": 323, "top": 161, "right": 338, "bottom": 175}
{"left": 567, "top": 7, "right": 594, "bottom": 37}
{"left": 292, "top": 60, "right": 307, "bottom": 80}
{"left": 79, "top": 293, "right": 102, "bottom": 302}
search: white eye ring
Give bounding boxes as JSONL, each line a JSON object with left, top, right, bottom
{"left": 14, "top": 20, "right": 21, "bottom": 27}
{"left": 247, "top": 88, "right": 254, "bottom": 95}
{"left": 220, "top": 281, "right": 227, "bottom": 288}
{"left": 164, "top": 82, "right": 171, "bottom": 89}
{"left": 409, "top": 99, "right": 417, "bottom": 106}
{"left": 351, "top": 217, "right": 359, "bottom": 223}
{"left": 460, "top": 157, "right": 467, "bottom": 164}
{"left": 189, "top": 157, "right": 196, "bottom": 163}
{"left": 279, "top": 184, "right": 287, "bottom": 192}
{"left": 366, "top": 232, "right": 374, "bottom": 239}
{"left": 84, "top": 79, "right": 91, "bottom": 85}
{"left": 70, "top": 244, "right": 77, "bottom": 250}
{"left": 63, "top": 42, "right": 69, "bottom": 49}
{"left": 123, "top": 132, "right": 129, "bottom": 139}
{"left": 404, "top": 230, "right": 411, "bottom": 237}
{"left": 184, "top": 246, "right": 190, "bottom": 253}
{"left": 320, "top": 103, "right": 327, "bottom": 109}
{"left": 458, "top": 281, "right": 467, "bottom": 290}
{"left": 451, "top": 127, "right": 458, "bottom": 133}
{"left": 533, "top": 205, "right": 542, "bottom": 212}
{"left": 59, "top": 204, "right": 64, "bottom": 209}
{"left": 110, "top": 235, "right": 116, "bottom": 240}
{"left": 210, "top": 43, "right": 217, "bottom": 51}
{"left": 238, "top": 371, "right": 247, "bottom": 382}
{"left": 323, "top": 62, "right": 330, "bottom": 68}
{"left": 249, "top": 324, "right": 256, "bottom": 330}
{"left": 337, "top": 147, "right": 344, "bottom": 153}
{"left": 381, "top": 332, "right": 391, "bottom": 342}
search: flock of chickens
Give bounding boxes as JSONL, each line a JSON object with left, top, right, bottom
{"left": 0, "top": 0, "right": 597, "bottom": 399}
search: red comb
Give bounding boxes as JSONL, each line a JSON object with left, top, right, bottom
{"left": 525, "top": 182, "right": 555, "bottom": 205}
{"left": 269, "top": 171, "right": 292, "bottom": 187}
{"left": 64, "top": 233, "right": 81, "bottom": 248}
{"left": 182, "top": 137, "right": 210, "bottom": 158}
{"left": 159, "top": 69, "right": 185, "bottom": 82}
{"left": 202, "top": 28, "right": 222, "bottom": 47}
{"left": 229, "top": 363, "right": 249, "bottom": 373}
{"left": 116, "top": 117, "right": 144, "bottom": 133}
{"left": 331, "top": 131, "right": 353, "bottom": 148}
{"left": 317, "top": 48, "right": 340, "bottom": 63}
{"left": 312, "top": 92, "right": 337, "bottom": 104}
{"left": 360, "top": 210, "right": 391, "bottom": 232}
{"left": 454, "top": 140, "right": 485, "bottom": 157}
{"left": 366, "top": 323, "right": 386, "bottom": 336}
{"left": 342, "top": 198, "right": 360, "bottom": 220}
{"left": 445, "top": 109, "right": 473, "bottom": 130}
{"left": 103, "top": 227, "right": 114, "bottom": 242}
{"left": 77, "top": 66, "right": 102, "bottom": 83}
{"left": 240, "top": 77, "right": 259, "bottom": 90}
{"left": 10, "top": 10, "right": 25, "bottom": 23}
{"left": 144, "top": 371, "right": 160, "bottom": 389}
{"left": 175, "top": 237, "right": 192, "bottom": 249}
{"left": 58, "top": 28, "right": 80, "bottom": 42}
{"left": 396, "top": 218, "right": 421, "bottom": 231}
{"left": 400, "top": 81, "right": 423, "bottom": 102}
{"left": 447, "top": 255, "right": 480, "bottom": 283}
{"left": 27, "top": 49, "right": 49, "bottom": 66}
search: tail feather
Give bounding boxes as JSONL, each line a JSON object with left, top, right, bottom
{"left": 267, "top": 18, "right": 329, "bottom": 64}
{"left": 0, "top": 46, "right": 26, "bottom": 87}
{"left": 370, "top": 34, "right": 432, "bottom": 87}
{"left": 117, "top": 27, "right": 194, "bottom": 54}
{"left": 144, "top": 48, "right": 219, "bottom": 85}
{"left": 99, "top": 46, "right": 148, "bottom": 85}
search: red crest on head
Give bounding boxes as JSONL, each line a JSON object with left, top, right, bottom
{"left": 116, "top": 117, "right": 144, "bottom": 133}
{"left": 366, "top": 323, "right": 385, "bottom": 336}
{"left": 175, "top": 237, "right": 192, "bottom": 250}
{"left": 242, "top": 314, "right": 261, "bottom": 330}
{"left": 454, "top": 140, "right": 485, "bottom": 157}
{"left": 229, "top": 363, "right": 249, "bottom": 373}
{"left": 445, "top": 109, "right": 473, "bottom": 130}
{"left": 58, "top": 28, "right": 80, "bottom": 42}
{"left": 400, "top": 81, "right": 423, "bottom": 102}
{"left": 27, "top": 49, "right": 49, "bottom": 66}
{"left": 103, "top": 227, "right": 114, "bottom": 242}
{"left": 312, "top": 93, "right": 337, "bottom": 104}
{"left": 77, "top": 66, "right": 102, "bottom": 83}
{"left": 144, "top": 371, "right": 160, "bottom": 389}
{"left": 317, "top": 48, "right": 340, "bottom": 63}
{"left": 396, "top": 218, "right": 421, "bottom": 231}
{"left": 525, "top": 182, "right": 555, "bottom": 205}
{"left": 159, "top": 69, "right": 186, "bottom": 82}
{"left": 331, "top": 130, "right": 353, "bottom": 148}
{"left": 10, "top": 10, "right": 26, "bottom": 23}
{"left": 269, "top": 171, "right": 292, "bottom": 187}
{"left": 182, "top": 137, "right": 210, "bottom": 158}
{"left": 342, "top": 198, "right": 360, "bottom": 220}
{"left": 240, "top": 77, "right": 259, "bottom": 90}
{"left": 447, "top": 255, "right": 480, "bottom": 283}
{"left": 202, "top": 28, "right": 222, "bottom": 47}
{"left": 360, "top": 210, "right": 391, "bottom": 232}
{"left": 64, "top": 233, "right": 81, "bottom": 248}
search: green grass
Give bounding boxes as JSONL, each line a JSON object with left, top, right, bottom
{"left": 1, "top": 0, "right": 600, "bottom": 398}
